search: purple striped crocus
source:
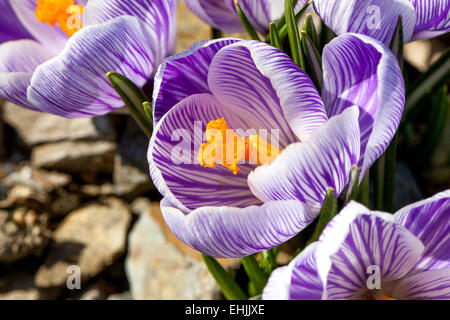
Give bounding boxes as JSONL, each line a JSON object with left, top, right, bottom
{"left": 148, "top": 33, "right": 405, "bottom": 258}
{"left": 263, "top": 190, "right": 450, "bottom": 300}
{"left": 184, "top": 0, "right": 308, "bottom": 34}
{"left": 0, "top": 0, "right": 178, "bottom": 117}
{"left": 314, "top": 0, "right": 449, "bottom": 45}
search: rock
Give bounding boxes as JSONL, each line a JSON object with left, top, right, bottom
{"left": 0, "top": 271, "right": 41, "bottom": 300}
{"left": 107, "top": 291, "right": 132, "bottom": 300}
{"left": 126, "top": 201, "right": 238, "bottom": 300}
{"left": 31, "top": 141, "right": 117, "bottom": 175}
{"left": 2, "top": 166, "right": 71, "bottom": 193}
{"left": 0, "top": 208, "right": 50, "bottom": 263}
{"left": 35, "top": 198, "right": 131, "bottom": 288}
{"left": 2, "top": 102, "right": 116, "bottom": 146}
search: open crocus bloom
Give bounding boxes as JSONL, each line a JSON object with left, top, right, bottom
{"left": 263, "top": 190, "right": 450, "bottom": 300}
{"left": 314, "top": 0, "right": 449, "bottom": 45}
{"left": 0, "top": 0, "right": 178, "bottom": 117}
{"left": 184, "top": 0, "right": 308, "bottom": 34}
{"left": 148, "top": 34, "right": 405, "bottom": 258}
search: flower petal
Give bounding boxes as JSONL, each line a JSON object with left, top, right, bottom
{"left": 0, "top": 0, "right": 33, "bottom": 44}
{"left": 313, "top": 0, "right": 416, "bottom": 44}
{"left": 153, "top": 38, "right": 240, "bottom": 125}
{"left": 149, "top": 93, "right": 262, "bottom": 212}
{"left": 289, "top": 242, "right": 324, "bottom": 300}
{"left": 208, "top": 41, "right": 327, "bottom": 145}
{"left": 322, "top": 33, "right": 405, "bottom": 178}
{"left": 392, "top": 268, "right": 450, "bottom": 300}
{"left": 83, "top": 0, "right": 179, "bottom": 63}
{"left": 394, "top": 189, "right": 450, "bottom": 271}
{"left": 317, "top": 201, "right": 424, "bottom": 300}
{"left": 160, "top": 197, "right": 317, "bottom": 258}
{"left": 411, "top": 0, "right": 450, "bottom": 39}
{"left": 0, "top": 39, "right": 52, "bottom": 109}
{"left": 27, "top": 16, "right": 156, "bottom": 118}
{"left": 248, "top": 106, "right": 360, "bottom": 211}
{"left": 10, "top": 0, "right": 69, "bottom": 54}
{"left": 184, "top": 0, "right": 242, "bottom": 33}
{"left": 262, "top": 265, "right": 294, "bottom": 300}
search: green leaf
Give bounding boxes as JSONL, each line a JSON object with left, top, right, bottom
{"left": 107, "top": 72, "right": 153, "bottom": 138}
{"left": 356, "top": 173, "right": 370, "bottom": 208}
{"left": 307, "top": 188, "right": 338, "bottom": 245}
{"left": 284, "top": 0, "right": 305, "bottom": 70}
{"left": 302, "top": 13, "right": 319, "bottom": 47}
{"left": 260, "top": 248, "right": 278, "bottom": 275}
{"left": 266, "top": 0, "right": 312, "bottom": 44}
{"left": 269, "top": 22, "right": 282, "bottom": 50}
{"left": 403, "top": 50, "right": 450, "bottom": 124}
{"left": 241, "top": 254, "right": 268, "bottom": 295}
{"left": 142, "top": 101, "right": 153, "bottom": 120}
{"left": 419, "top": 86, "right": 449, "bottom": 168}
{"left": 202, "top": 254, "right": 248, "bottom": 300}
{"left": 301, "top": 30, "right": 323, "bottom": 91}
{"left": 344, "top": 165, "right": 360, "bottom": 205}
{"left": 234, "top": 0, "right": 261, "bottom": 41}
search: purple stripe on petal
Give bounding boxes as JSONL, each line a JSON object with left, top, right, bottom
{"left": 27, "top": 16, "right": 156, "bottom": 118}
{"left": 410, "top": 0, "right": 450, "bottom": 35}
{"left": 209, "top": 41, "right": 328, "bottom": 144}
{"left": 394, "top": 190, "right": 450, "bottom": 271}
{"left": 322, "top": 34, "right": 405, "bottom": 178}
{"left": 248, "top": 106, "right": 360, "bottom": 211}
{"left": 316, "top": 202, "right": 424, "bottom": 300}
{"left": 149, "top": 93, "right": 262, "bottom": 212}
{"left": 160, "top": 197, "right": 317, "bottom": 258}
{"left": 313, "top": 0, "right": 417, "bottom": 44}
{"left": 83, "top": 0, "right": 179, "bottom": 63}
{"left": 0, "top": 39, "right": 52, "bottom": 109}
{"left": 289, "top": 243, "right": 324, "bottom": 300}
{"left": 392, "top": 268, "right": 450, "bottom": 300}
{"left": 153, "top": 38, "right": 240, "bottom": 126}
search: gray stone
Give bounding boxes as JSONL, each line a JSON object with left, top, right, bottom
{"left": 0, "top": 208, "right": 51, "bottom": 263}
{"left": 31, "top": 141, "right": 117, "bottom": 175}
{"left": 35, "top": 198, "right": 131, "bottom": 288}
{"left": 126, "top": 201, "right": 238, "bottom": 300}
{"left": 2, "top": 102, "right": 116, "bottom": 146}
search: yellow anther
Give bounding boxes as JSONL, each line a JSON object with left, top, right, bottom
{"left": 197, "top": 118, "right": 281, "bottom": 175}
{"left": 35, "top": 0, "right": 83, "bottom": 36}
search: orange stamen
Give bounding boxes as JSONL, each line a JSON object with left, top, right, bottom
{"left": 35, "top": 0, "right": 83, "bottom": 36}
{"left": 197, "top": 118, "right": 281, "bottom": 175}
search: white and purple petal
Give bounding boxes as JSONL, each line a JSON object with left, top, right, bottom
{"left": 153, "top": 38, "right": 240, "bottom": 125}
{"left": 248, "top": 106, "right": 360, "bottom": 211}
{"left": 322, "top": 33, "right": 405, "bottom": 178}
{"left": 27, "top": 16, "right": 156, "bottom": 117}
{"left": 149, "top": 93, "right": 262, "bottom": 212}
{"left": 394, "top": 189, "right": 450, "bottom": 271}
{"left": 208, "top": 41, "right": 327, "bottom": 145}
{"left": 317, "top": 202, "right": 424, "bottom": 300}
{"left": 392, "top": 268, "right": 450, "bottom": 300}
{"left": 0, "top": 39, "right": 53, "bottom": 110}
{"left": 313, "top": 0, "right": 417, "bottom": 45}
{"left": 83, "top": 0, "right": 179, "bottom": 64}
{"left": 410, "top": 0, "right": 450, "bottom": 40}
{"left": 10, "top": 0, "right": 70, "bottom": 55}
{"left": 160, "top": 197, "right": 317, "bottom": 258}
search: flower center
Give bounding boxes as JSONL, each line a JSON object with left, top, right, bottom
{"left": 197, "top": 118, "right": 281, "bottom": 175}
{"left": 35, "top": 0, "right": 84, "bottom": 36}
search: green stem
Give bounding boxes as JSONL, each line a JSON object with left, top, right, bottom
{"left": 234, "top": 0, "right": 261, "bottom": 41}
{"left": 344, "top": 165, "right": 360, "bottom": 205}
{"left": 241, "top": 255, "right": 268, "bottom": 295}
{"left": 202, "top": 254, "right": 248, "bottom": 300}
{"left": 269, "top": 22, "right": 282, "bottom": 50}
{"left": 284, "top": 0, "right": 305, "bottom": 70}
{"left": 356, "top": 174, "right": 370, "bottom": 208}
{"left": 382, "top": 134, "right": 398, "bottom": 212}
{"left": 307, "top": 188, "right": 338, "bottom": 245}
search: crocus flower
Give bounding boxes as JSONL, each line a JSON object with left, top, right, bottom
{"left": 184, "top": 0, "right": 308, "bottom": 34}
{"left": 148, "top": 33, "right": 405, "bottom": 258}
{"left": 263, "top": 190, "right": 450, "bottom": 300}
{"left": 314, "top": 0, "right": 449, "bottom": 45}
{"left": 0, "top": 0, "right": 178, "bottom": 117}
